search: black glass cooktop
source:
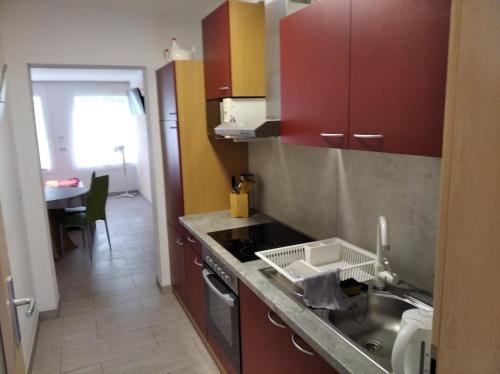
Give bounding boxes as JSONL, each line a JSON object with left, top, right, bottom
{"left": 208, "top": 222, "right": 313, "bottom": 263}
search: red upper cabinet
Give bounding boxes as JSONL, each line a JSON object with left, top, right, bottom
{"left": 202, "top": 1, "right": 232, "bottom": 99}
{"left": 280, "top": 0, "right": 350, "bottom": 148}
{"left": 349, "top": 0, "right": 451, "bottom": 157}
{"left": 157, "top": 63, "right": 178, "bottom": 121}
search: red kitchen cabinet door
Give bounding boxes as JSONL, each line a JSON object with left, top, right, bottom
{"left": 240, "top": 282, "right": 337, "bottom": 374}
{"left": 280, "top": 0, "right": 350, "bottom": 148}
{"left": 167, "top": 224, "right": 187, "bottom": 305}
{"left": 240, "top": 282, "right": 295, "bottom": 374}
{"left": 202, "top": 1, "right": 232, "bottom": 100}
{"left": 156, "top": 63, "right": 178, "bottom": 121}
{"left": 159, "top": 121, "right": 184, "bottom": 233}
{"left": 184, "top": 243, "right": 206, "bottom": 336}
{"left": 349, "top": 0, "right": 451, "bottom": 157}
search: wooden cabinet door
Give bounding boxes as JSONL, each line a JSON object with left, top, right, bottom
{"left": 240, "top": 282, "right": 294, "bottom": 374}
{"left": 240, "top": 282, "right": 336, "bottom": 374}
{"left": 156, "top": 63, "right": 178, "bottom": 121}
{"left": 184, "top": 243, "right": 206, "bottom": 336}
{"left": 167, "top": 224, "right": 187, "bottom": 305}
{"left": 280, "top": 0, "right": 350, "bottom": 148}
{"left": 202, "top": 1, "right": 232, "bottom": 100}
{"left": 288, "top": 333, "right": 337, "bottom": 374}
{"left": 160, "top": 121, "right": 184, "bottom": 232}
{"left": 349, "top": 0, "right": 451, "bottom": 157}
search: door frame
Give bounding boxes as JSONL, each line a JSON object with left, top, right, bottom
{"left": 0, "top": 201, "right": 26, "bottom": 374}
{"left": 26, "top": 63, "right": 162, "bottom": 292}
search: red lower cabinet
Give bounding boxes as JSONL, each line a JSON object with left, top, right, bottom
{"left": 184, "top": 243, "right": 206, "bottom": 336}
{"left": 240, "top": 282, "right": 337, "bottom": 374}
{"left": 167, "top": 224, "right": 187, "bottom": 305}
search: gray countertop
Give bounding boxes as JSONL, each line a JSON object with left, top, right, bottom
{"left": 179, "top": 210, "right": 386, "bottom": 374}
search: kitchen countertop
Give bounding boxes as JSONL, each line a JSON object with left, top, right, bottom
{"left": 179, "top": 210, "right": 386, "bottom": 374}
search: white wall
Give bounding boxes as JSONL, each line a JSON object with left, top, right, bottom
{"left": 33, "top": 81, "right": 140, "bottom": 193}
{"left": 129, "top": 73, "right": 152, "bottom": 202}
{"left": 0, "top": 0, "right": 211, "bottom": 291}
{"left": 0, "top": 30, "right": 39, "bottom": 366}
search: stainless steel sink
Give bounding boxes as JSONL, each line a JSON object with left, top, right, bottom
{"left": 328, "top": 292, "right": 429, "bottom": 370}
{"left": 260, "top": 267, "right": 433, "bottom": 373}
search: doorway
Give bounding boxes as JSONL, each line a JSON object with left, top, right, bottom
{"left": 28, "top": 65, "right": 157, "bottom": 300}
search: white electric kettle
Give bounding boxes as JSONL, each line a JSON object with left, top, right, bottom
{"left": 391, "top": 308, "right": 433, "bottom": 374}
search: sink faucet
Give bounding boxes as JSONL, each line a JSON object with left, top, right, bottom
{"left": 374, "top": 216, "right": 400, "bottom": 289}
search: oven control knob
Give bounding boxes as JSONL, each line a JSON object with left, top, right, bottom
{"left": 225, "top": 275, "right": 232, "bottom": 283}
{"left": 220, "top": 271, "right": 226, "bottom": 278}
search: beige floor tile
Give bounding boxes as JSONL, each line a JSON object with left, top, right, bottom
{"left": 61, "top": 327, "right": 157, "bottom": 372}
{"left": 31, "top": 348, "right": 61, "bottom": 374}
{"left": 36, "top": 197, "right": 218, "bottom": 374}
{"left": 62, "top": 363, "right": 103, "bottom": 374}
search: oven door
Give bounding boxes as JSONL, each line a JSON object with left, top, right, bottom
{"left": 202, "top": 268, "right": 240, "bottom": 373}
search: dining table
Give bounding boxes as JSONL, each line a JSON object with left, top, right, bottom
{"left": 44, "top": 186, "right": 88, "bottom": 258}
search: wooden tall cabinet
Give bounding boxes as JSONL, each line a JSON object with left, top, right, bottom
{"left": 157, "top": 61, "right": 247, "bottom": 305}
{"left": 202, "top": 0, "right": 266, "bottom": 100}
{"left": 432, "top": 0, "right": 500, "bottom": 372}
{"left": 157, "top": 61, "right": 247, "bottom": 232}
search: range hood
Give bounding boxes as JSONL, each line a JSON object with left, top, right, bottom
{"left": 214, "top": 119, "right": 281, "bottom": 139}
{"left": 213, "top": 98, "right": 280, "bottom": 139}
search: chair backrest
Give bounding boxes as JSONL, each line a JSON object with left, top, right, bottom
{"left": 86, "top": 175, "right": 109, "bottom": 221}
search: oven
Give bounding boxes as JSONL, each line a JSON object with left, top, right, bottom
{"left": 203, "top": 247, "right": 240, "bottom": 374}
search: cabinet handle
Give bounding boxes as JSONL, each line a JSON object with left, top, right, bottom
{"left": 320, "top": 133, "right": 344, "bottom": 138}
{"left": 176, "top": 238, "right": 184, "bottom": 246}
{"left": 194, "top": 258, "right": 203, "bottom": 267}
{"left": 267, "top": 311, "right": 286, "bottom": 329}
{"left": 168, "top": 112, "right": 177, "bottom": 115}
{"left": 291, "top": 334, "right": 314, "bottom": 356}
{"left": 187, "top": 236, "right": 197, "bottom": 244}
{"left": 353, "top": 134, "right": 384, "bottom": 139}
{"left": 219, "top": 86, "right": 230, "bottom": 91}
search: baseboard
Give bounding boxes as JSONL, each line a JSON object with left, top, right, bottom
{"left": 155, "top": 278, "right": 172, "bottom": 294}
{"left": 38, "top": 299, "right": 60, "bottom": 321}
{"left": 108, "top": 190, "right": 140, "bottom": 197}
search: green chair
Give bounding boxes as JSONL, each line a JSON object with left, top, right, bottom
{"left": 65, "top": 171, "right": 96, "bottom": 215}
{"left": 59, "top": 175, "right": 112, "bottom": 260}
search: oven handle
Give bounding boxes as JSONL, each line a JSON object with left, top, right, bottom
{"left": 202, "top": 269, "right": 235, "bottom": 307}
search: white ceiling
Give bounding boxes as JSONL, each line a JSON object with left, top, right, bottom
{"left": 30, "top": 68, "right": 143, "bottom": 85}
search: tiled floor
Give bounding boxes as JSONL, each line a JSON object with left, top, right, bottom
{"left": 32, "top": 195, "right": 219, "bottom": 374}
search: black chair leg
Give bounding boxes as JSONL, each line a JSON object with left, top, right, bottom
{"left": 59, "top": 224, "right": 65, "bottom": 257}
{"left": 85, "top": 225, "right": 93, "bottom": 261}
{"left": 104, "top": 218, "right": 112, "bottom": 252}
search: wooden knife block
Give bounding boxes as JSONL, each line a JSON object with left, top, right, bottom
{"left": 230, "top": 193, "right": 249, "bottom": 218}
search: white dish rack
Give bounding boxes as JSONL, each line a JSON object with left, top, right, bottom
{"left": 256, "top": 238, "right": 376, "bottom": 286}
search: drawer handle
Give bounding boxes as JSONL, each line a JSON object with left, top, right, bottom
{"left": 320, "top": 133, "right": 344, "bottom": 138}
{"left": 291, "top": 334, "right": 314, "bottom": 356}
{"left": 353, "top": 134, "right": 384, "bottom": 139}
{"left": 267, "top": 311, "right": 286, "bottom": 329}
{"left": 176, "top": 238, "right": 184, "bottom": 246}
{"left": 219, "top": 86, "right": 230, "bottom": 90}
{"left": 168, "top": 112, "right": 177, "bottom": 115}
{"left": 194, "top": 258, "right": 203, "bottom": 267}
{"left": 187, "top": 236, "right": 197, "bottom": 244}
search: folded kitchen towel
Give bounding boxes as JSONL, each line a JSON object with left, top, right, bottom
{"left": 302, "top": 269, "right": 352, "bottom": 310}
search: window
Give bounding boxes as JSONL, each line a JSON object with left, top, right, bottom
{"left": 72, "top": 95, "right": 137, "bottom": 168}
{"left": 33, "top": 96, "right": 52, "bottom": 170}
